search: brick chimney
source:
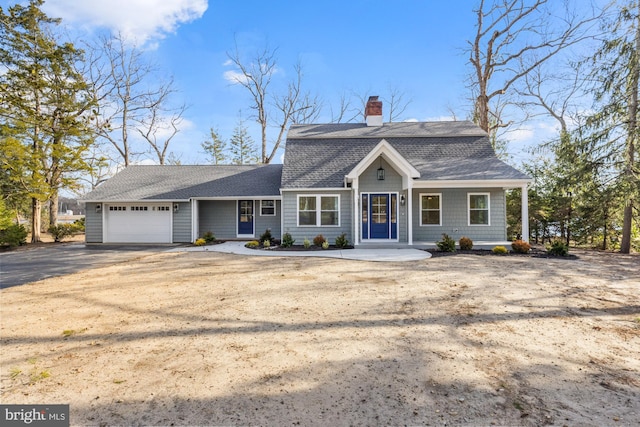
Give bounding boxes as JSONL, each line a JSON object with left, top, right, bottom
{"left": 365, "top": 96, "right": 383, "bottom": 127}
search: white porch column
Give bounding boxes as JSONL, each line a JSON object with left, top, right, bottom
{"left": 353, "top": 185, "right": 359, "bottom": 245}
{"left": 521, "top": 184, "right": 529, "bottom": 242}
{"left": 407, "top": 183, "right": 413, "bottom": 245}
{"left": 191, "top": 199, "right": 199, "bottom": 243}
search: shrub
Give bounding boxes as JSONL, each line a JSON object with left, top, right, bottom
{"left": 73, "top": 217, "right": 86, "bottom": 231}
{"left": 511, "top": 239, "right": 531, "bottom": 254}
{"left": 194, "top": 238, "right": 206, "bottom": 246}
{"left": 202, "top": 231, "right": 215, "bottom": 243}
{"left": 547, "top": 240, "right": 569, "bottom": 256}
{"left": 313, "top": 234, "right": 326, "bottom": 247}
{"left": 245, "top": 240, "right": 260, "bottom": 248}
{"left": 281, "top": 232, "right": 295, "bottom": 248}
{"left": 459, "top": 236, "right": 473, "bottom": 251}
{"left": 322, "top": 241, "right": 330, "bottom": 249}
{"left": 303, "top": 237, "right": 311, "bottom": 249}
{"left": 335, "top": 232, "right": 349, "bottom": 248}
{"left": 48, "top": 223, "right": 82, "bottom": 242}
{"left": 0, "top": 224, "right": 28, "bottom": 247}
{"left": 263, "top": 239, "right": 271, "bottom": 248}
{"left": 492, "top": 245, "right": 508, "bottom": 254}
{"left": 436, "top": 233, "right": 456, "bottom": 252}
{"left": 259, "top": 228, "right": 272, "bottom": 243}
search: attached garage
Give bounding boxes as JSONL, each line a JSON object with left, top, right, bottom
{"left": 104, "top": 203, "right": 172, "bottom": 243}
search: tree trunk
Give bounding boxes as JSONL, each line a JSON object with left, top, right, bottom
{"left": 49, "top": 190, "right": 59, "bottom": 227}
{"left": 31, "top": 198, "right": 41, "bottom": 243}
{"left": 620, "top": 5, "right": 639, "bottom": 254}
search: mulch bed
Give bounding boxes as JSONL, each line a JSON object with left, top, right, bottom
{"left": 426, "top": 247, "right": 579, "bottom": 259}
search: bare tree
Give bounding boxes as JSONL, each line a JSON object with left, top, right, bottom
{"left": 88, "top": 33, "right": 184, "bottom": 166}
{"left": 468, "top": 0, "right": 600, "bottom": 145}
{"left": 330, "top": 86, "right": 412, "bottom": 123}
{"left": 225, "top": 42, "right": 321, "bottom": 163}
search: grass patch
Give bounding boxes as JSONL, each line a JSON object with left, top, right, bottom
{"left": 62, "top": 328, "right": 87, "bottom": 337}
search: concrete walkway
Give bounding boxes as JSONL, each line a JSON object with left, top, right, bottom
{"left": 169, "top": 241, "right": 431, "bottom": 262}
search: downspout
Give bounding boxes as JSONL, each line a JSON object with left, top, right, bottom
{"left": 407, "top": 179, "right": 414, "bottom": 245}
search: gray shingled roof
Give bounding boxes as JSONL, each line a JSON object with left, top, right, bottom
{"left": 282, "top": 121, "right": 530, "bottom": 188}
{"left": 82, "top": 164, "right": 283, "bottom": 201}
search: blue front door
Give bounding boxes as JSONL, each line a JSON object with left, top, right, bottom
{"left": 238, "top": 200, "right": 254, "bottom": 235}
{"left": 370, "top": 194, "right": 390, "bottom": 239}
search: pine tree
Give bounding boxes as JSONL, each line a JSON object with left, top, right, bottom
{"left": 201, "top": 127, "right": 227, "bottom": 164}
{"left": 0, "top": 0, "right": 95, "bottom": 241}
{"left": 582, "top": 1, "right": 640, "bottom": 253}
{"left": 228, "top": 118, "right": 259, "bottom": 165}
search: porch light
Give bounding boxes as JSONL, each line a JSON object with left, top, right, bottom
{"left": 400, "top": 194, "right": 406, "bottom": 206}
{"left": 174, "top": 203, "right": 179, "bottom": 212}
{"left": 377, "top": 158, "right": 385, "bottom": 180}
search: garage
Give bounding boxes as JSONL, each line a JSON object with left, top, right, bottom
{"left": 104, "top": 203, "right": 172, "bottom": 243}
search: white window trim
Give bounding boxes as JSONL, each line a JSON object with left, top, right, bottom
{"left": 468, "top": 192, "right": 491, "bottom": 226}
{"left": 419, "top": 193, "right": 442, "bottom": 226}
{"left": 296, "top": 194, "right": 341, "bottom": 227}
{"left": 260, "top": 200, "right": 276, "bottom": 216}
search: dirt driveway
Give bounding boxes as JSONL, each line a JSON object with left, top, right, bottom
{"left": 1, "top": 249, "right": 638, "bottom": 426}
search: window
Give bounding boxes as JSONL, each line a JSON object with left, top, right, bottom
{"left": 260, "top": 200, "right": 276, "bottom": 216}
{"left": 297, "top": 195, "right": 339, "bottom": 226}
{"left": 109, "top": 206, "right": 126, "bottom": 211}
{"left": 131, "top": 206, "right": 148, "bottom": 211}
{"left": 468, "top": 193, "right": 490, "bottom": 225}
{"left": 157, "top": 206, "right": 170, "bottom": 211}
{"left": 420, "top": 193, "right": 441, "bottom": 226}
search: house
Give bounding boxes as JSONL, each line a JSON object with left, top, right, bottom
{"left": 82, "top": 97, "right": 531, "bottom": 246}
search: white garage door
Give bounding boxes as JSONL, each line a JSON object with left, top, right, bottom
{"left": 104, "top": 203, "right": 172, "bottom": 243}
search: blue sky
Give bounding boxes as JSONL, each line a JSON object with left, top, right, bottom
{"left": 5, "top": 0, "right": 558, "bottom": 165}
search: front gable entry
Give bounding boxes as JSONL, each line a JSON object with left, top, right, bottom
{"left": 345, "top": 139, "right": 419, "bottom": 189}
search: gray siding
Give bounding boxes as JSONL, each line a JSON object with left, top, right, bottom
{"left": 255, "top": 200, "right": 281, "bottom": 240}
{"left": 282, "top": 190, "right": 353, "bottom": 245}
{"left": 199, "top": 200, "right": 236, "bottom": 239}
{"left": 172, "top": 202, "right": 192, "bottom": 243}
{"left": 84, "top": 202, "right": 103, "bottom": 243}
{"left": 412, "top": 188, "right": 507, "bottom": 242}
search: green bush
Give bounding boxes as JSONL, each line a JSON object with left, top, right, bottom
{"left": 335, "top": 233, "right": 349, "bottom": 248}
{"left": 194, "top": 238, "right": 206, "bottom": 246}
{"left": 259, "top": 228, "right": 272, "bottom": 243}
{"left": 322, "top": 241, "right": 329, "bottom": 249}
{"left": 48, "top": 223, "right": 83, "bottom": 242}
{"left": 436, "top": 233, "right": 456, "bottom": 252}
{"left": 459, "top": 236, "right": 473, "bottom": 251}
{"left": 547, "top": 240, "right": 569, "bottom": 256}
{"left": 263, "top": 239, "right": 271, "bottom": 248}
{"left": 281, "top": 232, "right": 295, "bottom": 248}
{"left": 511, "top": 239, "right": 531, "bottom": 254}
{"left": 313, "top": 234, "right": 326, "bottom": 246}
{"left": 245, "top": 240, "right": 260, "bottom": 248}
{"left": 0, "top": 224, "right": 28, "bottom": 247}
{"left": 202, "top": 230, "right": 215, "bottom": 243}
{"left": 492, "top": 245, "right": 508, "bottom": 254}
{"left": 73, "top": 217, "right": 86, "bottom": 231}
{"left": 303, "top": 237, "right": 311, "bottom": 249}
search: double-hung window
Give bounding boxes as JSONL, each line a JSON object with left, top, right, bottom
{"left": 420, "top": 193, "right": 441, "bottom": 226}
{"left": 298, "top": 195, "right": 339, "bottom": 226}
{"left": 260, "top": 200, "right": 275, "bottom": 216}
{"left": 468, "top": 193, "right": 490, "bottom": 225}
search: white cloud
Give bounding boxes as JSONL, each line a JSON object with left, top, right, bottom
{"left": 223, "top": 70, "right": 249, "bottom": 85}
{"left": 43, "top": 0, "right": 207, "bottom": 46}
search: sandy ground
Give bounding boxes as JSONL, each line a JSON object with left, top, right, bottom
{"left": 1, "top": 248, "right": 638, "bottom": 426}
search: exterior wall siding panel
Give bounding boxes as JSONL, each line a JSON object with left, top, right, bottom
{"left": 282, "top": 190, "right": 353, "bottom": 245}
{"left": 84, "top": 202, "right": 103, "bottom": 243}
{"left": 172, "top": 202, "right": 192, "bottom": 243}
{"left": 412, "top": 188, "right": 506, "bottom": 242}
{"left": 198, "top": 200, "right": 236, "bottom": 239}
